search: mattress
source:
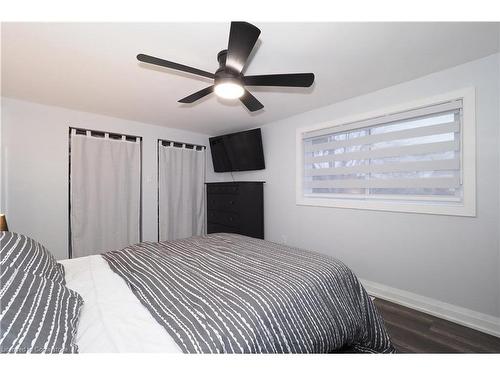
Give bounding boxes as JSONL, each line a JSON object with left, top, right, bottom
{"left": 59, "top": 255, "right": 181, "bottom": 353}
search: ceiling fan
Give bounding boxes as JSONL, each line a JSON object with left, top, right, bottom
{"left": 137, "top": 22, "right": 315, "bottom": 112}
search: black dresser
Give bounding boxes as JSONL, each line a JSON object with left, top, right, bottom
{"left": 206, "top": 182, "right": 264, "bottom": 239}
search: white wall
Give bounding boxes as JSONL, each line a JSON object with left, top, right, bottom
{"left": 1, "top": 98, "right": 209, "bottom": 260}
{"left": 208, "top": 54, "right": 500, "bottom": 319}
{"left": 498, "top": 31, "right": 500, "bottom": 312}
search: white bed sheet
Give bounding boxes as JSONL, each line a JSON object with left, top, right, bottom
{"left": 59, "top": 255, "right": 181, "bottom": 353}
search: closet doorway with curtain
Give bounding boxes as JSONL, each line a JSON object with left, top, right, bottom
{"left": 158, "top": 140, "right": 206, "bottom": 242}
{"left": 69, "top": 128, "right": 142, "bottom": 258}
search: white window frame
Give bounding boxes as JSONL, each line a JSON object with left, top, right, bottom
{"left": 296, "top": 88, "right": 476, "bottom": 217}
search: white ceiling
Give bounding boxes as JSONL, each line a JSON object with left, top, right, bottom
{"left": 2, "top": 22, "right": 499, "bottom": 135}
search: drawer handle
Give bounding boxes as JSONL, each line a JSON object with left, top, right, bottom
{"left": 229, "top": 217, "right": 233, "bottom": 222}
{"left": 229, "top": 200, "right": 234, "bottom": 205}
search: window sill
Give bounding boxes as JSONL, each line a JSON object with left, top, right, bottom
{"left": 296, "top": 196, "right": 476, "bottom": 217}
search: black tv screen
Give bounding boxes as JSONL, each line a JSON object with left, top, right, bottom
{"left": 209, "top": 128, "right": 265, "bottom": 172}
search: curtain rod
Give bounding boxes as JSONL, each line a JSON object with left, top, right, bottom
{"left": 70, "top": 127, "right": 142, "bottom": 142}
{"left": 158, "top": 139, "right": 206, "bottom": 150}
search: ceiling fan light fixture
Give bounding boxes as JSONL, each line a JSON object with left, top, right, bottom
{"left": 214, "top": 82, "right": 244, "bottom": 100}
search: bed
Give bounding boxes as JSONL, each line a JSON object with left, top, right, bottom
{"left": 1, "top": 231, "right": 394, "bottom": 353}
{"left": 60, "top": 254, "right": 181, "bottom": 353}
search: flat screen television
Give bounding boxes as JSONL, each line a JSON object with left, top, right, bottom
{"left": 209, "top": 128, "right": 265, "bottom": 172}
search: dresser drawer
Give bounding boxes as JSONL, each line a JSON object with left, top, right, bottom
{"left": 207, "top": 222, "right": 240, "bottom": 235}
{"left": 207, "top": 184, "right": 239, "bottom": 195}
{"left": 207, "top": 210, "right": 240, "bottom": 228}
{"left": 207, "top": 194, "right": 239, "bottom": 212}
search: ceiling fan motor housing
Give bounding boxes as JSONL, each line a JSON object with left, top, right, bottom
{"left": 215, "top": 49, "right": 243, "bottom": 87}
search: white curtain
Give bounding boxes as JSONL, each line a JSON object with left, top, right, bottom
{"left": 70, "top": 129, "right": 141, "bottom": 258}
{"left": 158, "top": 142, "right": 205, "bottom": 241}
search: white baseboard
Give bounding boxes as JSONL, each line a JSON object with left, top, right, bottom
{"left": 360, "top": 278, "right": 500, "bottom": 338}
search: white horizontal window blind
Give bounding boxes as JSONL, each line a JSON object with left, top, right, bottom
{"left": 302, "top": 100, "right": 463, "bottom": 204}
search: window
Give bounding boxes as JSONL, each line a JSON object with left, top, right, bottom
{"left": 296, "top": 88, "right": 476, "bottom": 216}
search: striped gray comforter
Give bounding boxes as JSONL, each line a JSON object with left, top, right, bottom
{"left": 102, "top": 233, "right": 394, "bottom": 353}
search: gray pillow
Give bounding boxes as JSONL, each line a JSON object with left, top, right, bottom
{"left": 0, "top": 264, "right": 83, "bottom": 353}
{"left": 0, "top": 231, "right": 65, "bottom": 284}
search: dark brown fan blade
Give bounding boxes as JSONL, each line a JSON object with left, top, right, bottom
{"left": 137, "top": 54, "right": 215, "bottom": 79}
{"left": 178, "top": 86, "right": 214, "bottom": 103}
{"left": 240, "top": 90, "right": 264, "bottom": 112}
{"left": 243, "top": 73, "right": 315, "bottom": 87}
{"left": 225, "top": 22, "right": 261, "bottom": 74}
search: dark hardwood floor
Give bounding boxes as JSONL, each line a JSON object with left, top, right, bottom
{"left": 373, "top": 298, "right": 500, "bottom": 353}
